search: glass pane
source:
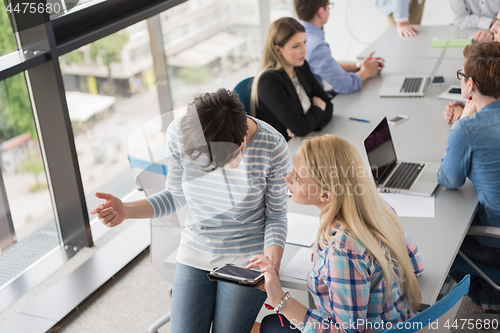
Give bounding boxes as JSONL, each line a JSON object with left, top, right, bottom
{"left": 60, "top": 27, "right": 160, "bottom": 217}
{"left": 61, "top": 0, "right": 264, "bottom": 223}
{"left": 0, "top": 73, "right": 59, "bottom": 288}
{"left": 162, "top": 0, "right": 262, "bottom": 108}
{"left": 0, "top": 1, "right": 19, "bottom": 55}
{"left": 270, "top": 0, "right": 295, "bottom": 22}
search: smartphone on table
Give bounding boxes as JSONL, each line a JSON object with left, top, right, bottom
{"left": 388, "top": 115, "right": 409, "bottom": 126}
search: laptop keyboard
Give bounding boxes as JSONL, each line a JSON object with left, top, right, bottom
{"left": 400, "top": 78, "right": 423, "bottom": 93}
{"left": 385, "top": 162, "right": 425, "bottom": 190}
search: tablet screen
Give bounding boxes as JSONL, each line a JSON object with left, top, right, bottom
{"left": 214, "top": 265, "right": 262, "bottom": 280}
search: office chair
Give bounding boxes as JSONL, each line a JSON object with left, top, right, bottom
{"left": 233, "top": 77, "right": 254, "bottom": 115}
{"left": 382, "top": 275, "right": 470, "bottom": 332}
{"left": 128, "top": 115, "right": 187, "bottom": 333}
{"left": 450, "top": 225, "right": 500, "bottom": 320}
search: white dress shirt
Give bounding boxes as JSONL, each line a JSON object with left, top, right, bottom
{"left": 450, "top": 0, "right": 500, "bottom": 30}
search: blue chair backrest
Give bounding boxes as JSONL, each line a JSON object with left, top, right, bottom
{"left": 382, "top": 275, "right": 470, "bottom": 332}
{"left": 234, "top": 77, "right": 254, "bottom": 115}
{"left": 128, "top": 155, "right": 168, "bottom": 195}
{"left": 452, "top": 254, "right": 500, "bottom": 284}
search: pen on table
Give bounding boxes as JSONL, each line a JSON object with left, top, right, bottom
{"left": 349, "top": 117, "right": 370, "bottom": 123}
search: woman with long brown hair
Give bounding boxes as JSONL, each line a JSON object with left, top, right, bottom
{"left": 251, "top": 17, "right": 333, "bottom": 141}
{"left": 249, "top": 135, "right": 424, "bottom": 332}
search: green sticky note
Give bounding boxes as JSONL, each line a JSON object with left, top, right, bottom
{"left": 448, "top": 38, "right": 473, "bottom": 47}
{"left": 432, "top": 39, "right": 449, "bottom": 48}
{"left": 432, "top": 38, "right": 472, "bottom": 48}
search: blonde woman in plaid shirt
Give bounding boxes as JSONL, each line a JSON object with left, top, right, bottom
{"left": 249, "top": 135, "right": 425, "bottom": 333}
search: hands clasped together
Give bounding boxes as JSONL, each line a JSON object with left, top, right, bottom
{"left": 443, "top": 99, "right": 478, "bottom": 124}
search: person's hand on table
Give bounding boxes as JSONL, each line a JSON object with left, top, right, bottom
{"left": 312, "top": 96, "right": 326, "bottom": 111}
{"left": 461, "top": 98, "right": 478, "bottom": 119}
{"left": 247, "top": 255, "right": 286, "bottom": 304}
{"left": 397, "top": 22, "right": 418, "bottom": 37}
{"left": 473, "top": 29, "right": 494, "bottom": 43}
{"left": 444, "top": 101, "right": 465, "bottom": 124}
{"left": 90, "top": 192, "right": 128, "bottom": 227}
{"left": 286, "top": 129, "right": 295, "bottom": 138}
{"left": 361, "top": 51, "right": 384, "bottom": 77}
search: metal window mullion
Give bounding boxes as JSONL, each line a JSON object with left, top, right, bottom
{"left": 16, "top": 5, "right": 93, "bottom": 248}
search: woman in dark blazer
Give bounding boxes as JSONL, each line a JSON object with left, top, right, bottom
{"left": 250, "top": 17, "right": 333, "bottom": 141}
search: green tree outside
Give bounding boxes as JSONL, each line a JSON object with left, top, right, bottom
{"left": 178, "top": 66, "right": 210, "bottom": 86}
{"left": 88, "top": 33, "right": 129, "bottom": 95}
{"left": 0, "top": 4, "right": 36, "bottom": 141}
{"left": 19, "top": 156, "right": 46, "bottom": 191}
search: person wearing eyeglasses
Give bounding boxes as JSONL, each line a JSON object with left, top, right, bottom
{"left": 438, "top": 42, "right": 500, "bottom": 314}
{"left": 376, "top": 0, "right": 426, "bottom": 37}
{"left": 293, "top": 0, "right": 385, "bottom": 96}
{"left": 444, "top": 9, "right": 500, "bottom": 124}
{"left": 449, "top": 0, "right": 500, "bottom": 43}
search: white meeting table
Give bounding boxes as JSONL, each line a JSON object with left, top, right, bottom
{"left": 358, "top": 25, "right": 477, "bottom": 60}
{"left": 281, "top": 27, "right": 479, "bottom": 306}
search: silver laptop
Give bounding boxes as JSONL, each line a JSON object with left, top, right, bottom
{"left": 363, "top": 117, "right": 439, "bottom": 196}
{"left": 378, "top": 46, "right": 446, "bottom": 97}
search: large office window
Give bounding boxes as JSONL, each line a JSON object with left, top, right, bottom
{"left": 162, "top": 0, "right": 262, "bottom": 109}
{"left": 0, "top": 0, "right": 276, "bottom": 314}
{"left": 0, "top": 72, "right": 59, "bottom": 287}
{"left": 0, "top": 6, "right": 60, "bottom": 288}
{"left": 59, "top": 0, "right": 265, "bottom": 212}
{"left": 60, "top": 26, "right": 160, "bottom": 213}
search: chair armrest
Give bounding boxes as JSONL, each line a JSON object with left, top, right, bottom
{"left": 467, "top": 226, "right": 500, "bottom": 239}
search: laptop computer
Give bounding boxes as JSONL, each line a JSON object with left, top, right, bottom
{"left": 363, "top": 117, "right": 439, "bottom": 196}
{"left": 378, "top": 45, "right": 447, "bottom": 98}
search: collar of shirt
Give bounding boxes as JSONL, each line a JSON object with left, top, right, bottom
{"left": 298, "top": 19, "right": 325, "bottom": 40}
{"left": 481, "top": 99, "right": 500, "bottom": 112}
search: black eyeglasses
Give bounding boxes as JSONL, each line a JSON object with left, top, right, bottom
{"left": 456, "top": 69, "right": 480, "bottom": 87}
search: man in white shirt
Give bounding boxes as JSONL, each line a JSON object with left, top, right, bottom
{"left": 450, "top": 0, "right": 500, "bottom": 43}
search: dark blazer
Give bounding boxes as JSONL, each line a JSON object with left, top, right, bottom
{"left": 256, "top": 61, "right": 333, "bottom": 141}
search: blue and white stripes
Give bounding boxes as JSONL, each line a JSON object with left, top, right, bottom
{"left": 146, "top": 117, "right": 291, "bottom": 256}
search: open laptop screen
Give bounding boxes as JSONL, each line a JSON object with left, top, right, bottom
{"left": 364, "top": 117, "right": 397, "bottom": 182}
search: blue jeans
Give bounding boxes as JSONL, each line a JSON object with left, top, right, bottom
{"left": 260, "top": 314, "right": 299, "bottom": 332}
{"left": 450, "top": 234, "right": 500, "bottom": 310}
{"left": 170, "top": 262, "right": 267, "bottom": 333}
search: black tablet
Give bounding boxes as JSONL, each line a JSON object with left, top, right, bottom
{"left": 207, "top": 264, "right": 264, "bottom": 288}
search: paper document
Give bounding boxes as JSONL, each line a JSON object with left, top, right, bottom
{"left": 280, "top": 247, "right": 314, "bottom": 280}
{"left": 286, "top": 213, "right": 319, "bottom": 247}
{"left": 380, "top": 193, "right": 435, "bottom": 218}
{"left": 437, "top": 85, "right": 467, "bottom": 103}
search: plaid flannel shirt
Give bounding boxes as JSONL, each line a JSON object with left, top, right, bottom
{"left": 303, "top": 223, "right": 425, "bottom": 333}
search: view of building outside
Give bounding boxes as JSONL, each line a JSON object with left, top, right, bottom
{"left": 60, "top": 0, "right": 296, "bottom": 214}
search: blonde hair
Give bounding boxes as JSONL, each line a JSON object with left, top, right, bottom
{"left": 302, "top": 135, "right": 421, "bottom": 311}
{"left": 250, "top": 17, "right": 305, "bottom": 116}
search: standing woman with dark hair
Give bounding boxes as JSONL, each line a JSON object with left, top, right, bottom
{"left": 251, "top": 17, "right": 333, "bottom": 141}
{"left": 90, "top": 89, "right": 291, "bottom": 333}
{"left": 438, "top": 42, "right": 500, "bottom": 313}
